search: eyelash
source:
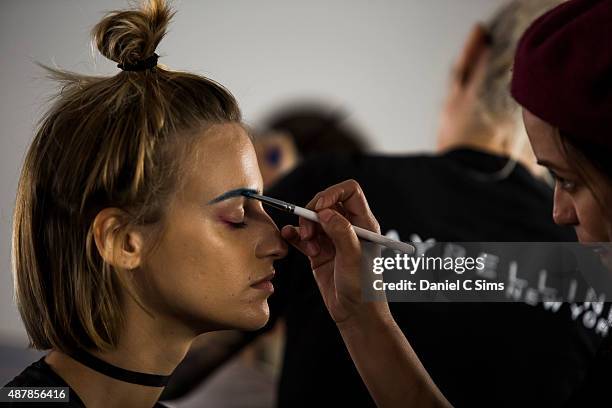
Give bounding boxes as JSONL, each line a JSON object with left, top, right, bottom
{"left": 222, "top": 202, "right": 255, "bottom": 229}
{"left": 228, "top": 221, "right": 248, "bottom": 229}
{"left": 550, "top": 171, "right": 576, "bottom": 192}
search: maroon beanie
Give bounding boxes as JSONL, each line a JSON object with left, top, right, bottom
{"left": 511, "top": 0, "right": 612, "bottom": 148}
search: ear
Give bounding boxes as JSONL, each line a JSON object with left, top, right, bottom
{"left": 92, "top": 208, "right": 144, "bottom": 270}
{"left": 453, "top": 24, "right": 490, "bottom": 88}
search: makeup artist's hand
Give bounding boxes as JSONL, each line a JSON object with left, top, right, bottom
{"left": 281, "top": 179, "right": 392, "bottom": 328}
{"left": 283, "top": 181, "right": 452, "bottom": 408}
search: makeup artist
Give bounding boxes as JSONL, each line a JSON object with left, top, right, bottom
{"left": 510, "top": 0, "right": 612, "bottom": 403}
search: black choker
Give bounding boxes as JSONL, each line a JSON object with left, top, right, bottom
{"left": 68, "top": 349, "right": 172, "bottom": 387}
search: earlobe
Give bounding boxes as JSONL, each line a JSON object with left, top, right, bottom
{"left": 93, "top": 208, "right": 143, "bottom": 270}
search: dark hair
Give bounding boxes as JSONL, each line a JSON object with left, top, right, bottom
{"left": 262, "top": 105, "right": 369, "bottom": 159}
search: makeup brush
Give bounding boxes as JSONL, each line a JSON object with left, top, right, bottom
{"left": 242, "top": 191, "right": 415, "bottom": 254}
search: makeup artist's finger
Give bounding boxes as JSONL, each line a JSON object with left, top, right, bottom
{"left": 281, "top": 226, "right": 321, "bottom": 257}
{"left": 317, "top": 209, "right": 361, "bottom": 263}
{"left": 299, "top": 216, "right": 317, "bottom": 240}
{"left": 305, "top": 194, "right": 348, "bottom": 219}
{"left": 299, "top": 202, "right": 346, "bottom": 241}
{"left": 309, "top": 231, "right": 337, "bottom": 270}
{"left": 282, "top": 226, "right": 339, "bottom": 270}
{"left": 314, "top": 179, "right": 369, "bottom": 213}
{"left": 309, "top": 180, "right": 380, "bottom": 233}
{"left": 305, "top": 191, "right": 324, "bottom": 210}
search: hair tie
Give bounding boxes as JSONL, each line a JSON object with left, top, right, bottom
{"left": 117, "top": 53, "right": 159, "bottom": 72}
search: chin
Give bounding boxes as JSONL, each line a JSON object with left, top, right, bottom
{"left": 186, "top": 301, "right": 270, "bottom": 333}
{"left": 234, "top": 316, "right": 269, "bottom": 331}
{"left": 232, "top": 302, "right": 271, "bottom": 331}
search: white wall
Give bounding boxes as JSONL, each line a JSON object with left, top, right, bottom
{"left": 0, "top": 0, "right": 505, "bottom": 345}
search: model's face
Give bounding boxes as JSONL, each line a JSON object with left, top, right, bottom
{"left": 139, "top": 123, "right": 287, "bottom": 333}
{"left": 523, "top": 109, "right": 612, "bottom": 242}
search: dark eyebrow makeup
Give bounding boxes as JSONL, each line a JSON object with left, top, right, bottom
{"left": 208, "top": 188, "right": 258, "bottom": 205}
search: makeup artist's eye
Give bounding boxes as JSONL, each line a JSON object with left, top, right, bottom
{"left": 550, "top": 171, "right": 577, "bottom": 192}
{"left": 558, "top": 179, "right": 576, "bottom": 192}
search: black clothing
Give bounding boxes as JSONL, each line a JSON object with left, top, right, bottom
{"left": 266, "top": 149, "right": 606, "bottom": 408}
{"left": 4, "top": 358, "right": 85, "bottom": 407}
{"left": 565, "top": 333, "right": 612, "bottom": 407}
{"left": 4, "top": 357, "right": 168, "bottom": 407}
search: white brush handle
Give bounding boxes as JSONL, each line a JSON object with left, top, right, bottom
{"left": 293, "top": 206, "right": 415, "bottom": 255}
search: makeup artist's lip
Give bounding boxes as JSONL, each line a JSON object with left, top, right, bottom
{"left": 251, "top": 272, "right": 275, "bottom": 293}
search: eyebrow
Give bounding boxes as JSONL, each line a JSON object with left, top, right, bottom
{"left": 536, "top": 159, "right": 570, "bottom": 173}
{"left": 207, "top": 188, "right": 259, "bottom": 205}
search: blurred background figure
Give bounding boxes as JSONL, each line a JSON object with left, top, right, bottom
{"left": 253, "top": 103, "right": 369, "bottom": 189}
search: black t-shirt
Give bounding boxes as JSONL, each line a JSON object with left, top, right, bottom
{"left": 265, "top": 149, "right": 607, "bottom": 408}
{"left": 4, "top": 357, "right": 168, "bottom": 407}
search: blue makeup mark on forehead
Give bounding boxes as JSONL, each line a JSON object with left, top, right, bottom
{"left": 207, "top": 188, "right": 259, "bottom": 205}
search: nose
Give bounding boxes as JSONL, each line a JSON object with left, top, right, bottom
{"left": 552, "top": 187, "right": 578, "bottom": 226}
{"left": 255, "top": 214, "right": 288, "bottom": 261}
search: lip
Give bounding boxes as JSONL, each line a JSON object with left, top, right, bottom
{"left": 251, "top": 272, "right": 275, "bottom": 293}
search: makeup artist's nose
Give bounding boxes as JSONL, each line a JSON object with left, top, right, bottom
{"left": 256, "top": 217, "right": 288, "bottom": 260}
{"left": 552, "top": 187, "right": 578, "bottom": 226}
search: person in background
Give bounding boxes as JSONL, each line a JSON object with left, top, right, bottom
{"left": 253, "top": 104, "right": 369, "bottom": 189}
{"left": 163, "top": 1, "right": 602, "bottom": 407}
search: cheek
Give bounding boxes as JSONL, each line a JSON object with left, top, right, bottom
{"left": 166, "top": 224, "right": 252, "bottom": 289}
{"left": 574, "top": 191, "right": 610, "bottom": 242}
{"left": 139, "top": 212, "right": 263, "bottom": 329}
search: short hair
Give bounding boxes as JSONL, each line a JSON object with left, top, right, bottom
{"left": 12, "top": 0, "right": 241, "bottom": 353}
{"left": 260, "top": 104, "right": 369, "bottom": 158}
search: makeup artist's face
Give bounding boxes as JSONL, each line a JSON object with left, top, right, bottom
{"left": 523, "top": 109, "right": 612, "bottom": 242}
{"left": 141, "top": 123, "right": 287, "bottom": 333}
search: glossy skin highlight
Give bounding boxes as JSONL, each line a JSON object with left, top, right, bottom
{"left": 138, "top": 123, "right": 288, "bottom": 334}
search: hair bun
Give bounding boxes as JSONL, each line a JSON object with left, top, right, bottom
{"left": 92, "top": 0, "right": 173, "bottom": 67}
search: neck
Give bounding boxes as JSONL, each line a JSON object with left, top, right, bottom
{"left": 439, "top": 137, "right": 507, "bottom": 158}
{"left": 437, "top": 127, "right": 544, "bottom": 177}
{"left": 45, "top": 298, "right": 195, "bottom": 408}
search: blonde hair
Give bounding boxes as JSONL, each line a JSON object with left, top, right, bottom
{"left": 479, "top": 0, "right": 562, "bottom": 125}
{"left": 454, "top": 0, "right": 562, "bottom": 178}
{"left": 12, "top": 0, "right": 241, "bottom": 353}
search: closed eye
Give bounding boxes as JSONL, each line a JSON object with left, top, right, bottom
{"left": 227, "top": 221, "right": 248, "bottom": 229}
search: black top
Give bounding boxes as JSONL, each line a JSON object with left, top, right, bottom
{"left": 264, "top": 149, "right": 607, "bottom": 408}
{"left": 5, "top": 357, "right": 169, "bottom": 407}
